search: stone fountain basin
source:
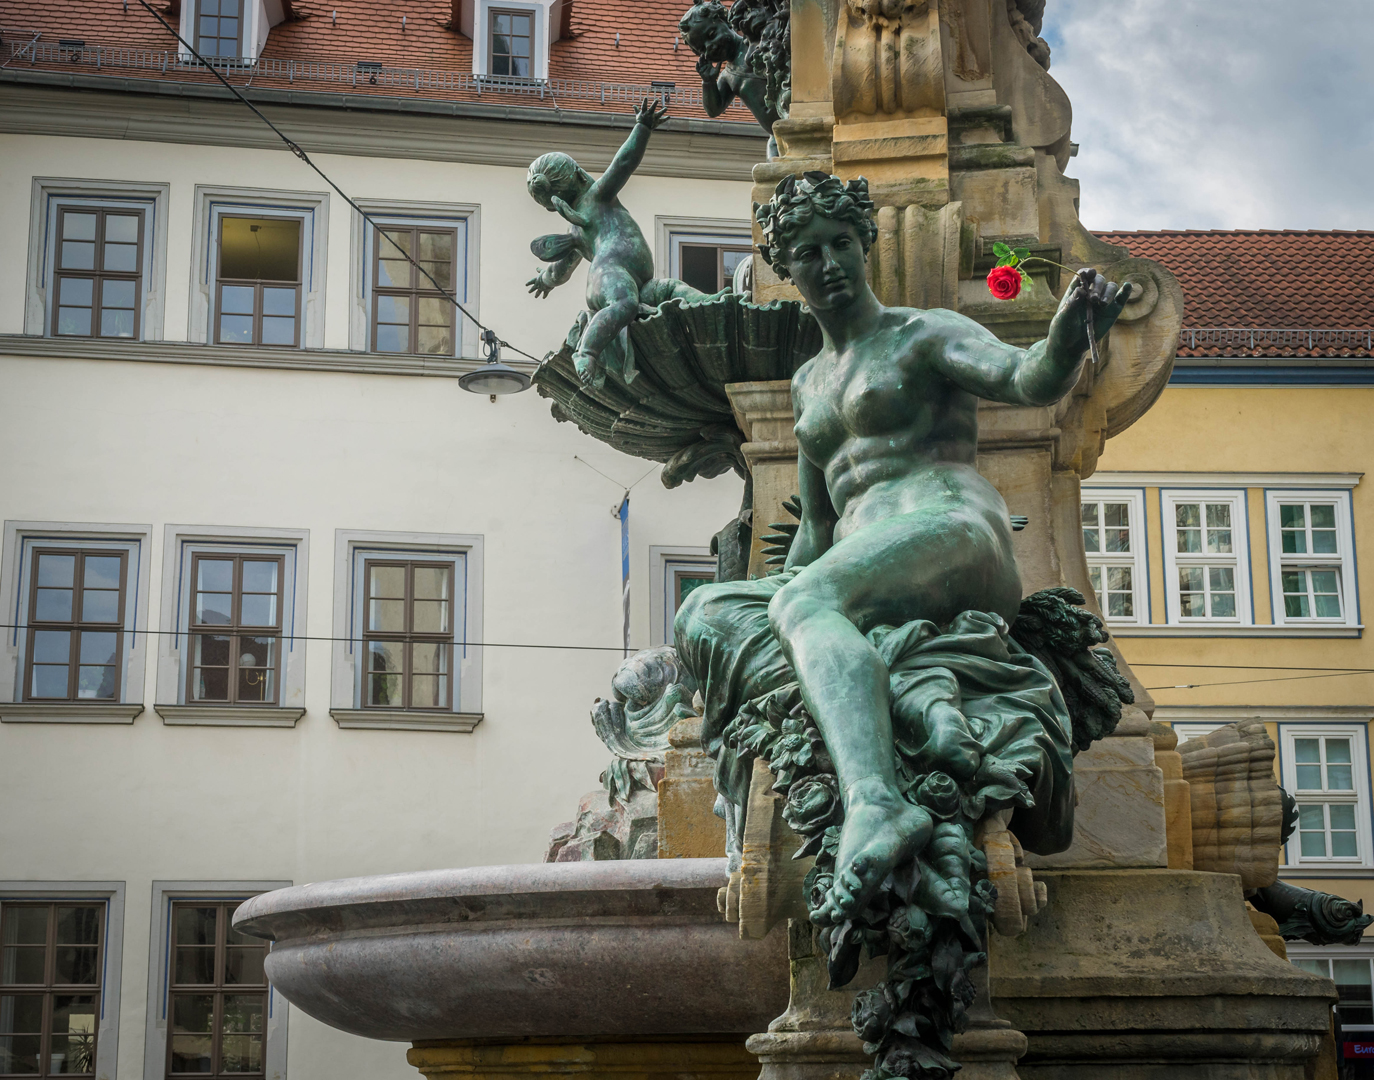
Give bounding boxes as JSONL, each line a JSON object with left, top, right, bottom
{"left": 233, "top": 858, "right": 789, "bottom": 1042}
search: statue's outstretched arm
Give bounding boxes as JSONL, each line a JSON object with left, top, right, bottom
{"left": 591, "top": 99, "right": 669, "bottom": 201}
{"left": 935, "top": 271, "right": 1133, "bottom": 407}
{"left": 526, "top": 251, "right": 583, "bottom": 298}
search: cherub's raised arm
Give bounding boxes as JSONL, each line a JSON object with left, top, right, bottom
{"left": 591, "top": 99, "right": 668, "bottom": 201}
{"left": 933, "top": 270, "right": 1133, "bottom": 407}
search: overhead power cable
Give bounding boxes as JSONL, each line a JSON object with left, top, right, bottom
{"left": 133, "top": 0, "right": 543, "bottom": 364}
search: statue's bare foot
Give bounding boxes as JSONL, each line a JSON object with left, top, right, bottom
{"left": 572, "top": 348, "right": 604, "bottom": 388}
{"left": 813, "top": 780, "right": 931, "bottom": 925}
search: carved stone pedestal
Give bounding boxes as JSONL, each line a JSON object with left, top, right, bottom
{"left": 990, "top": 870, "right": 1336, "bottom": 1079}
{"left": 747, "top": 921, "right": 1028, "bottom": 1080}
{"left": 407, "top": 1039, "right": 758, "bottom": 1080}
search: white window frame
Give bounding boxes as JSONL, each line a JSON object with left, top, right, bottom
{"left": 472, "top": 0, "right": 547, "bottom": 80}
{"left": 1287, "top": 942, "right": 1374, "bottom": 1034}
{"left": 648, "top": 545, "right": 716, "bottom": 647}
{"left": 329, "top": 529, "right": 484, "bottom": 731}
{"left": 142, "top": 881, "right": 289, "bottom": 1080}
{"left": 1265, "top": 489, "right": 1359, "bottom": 630}
{"left": 1280, "top": 723, "right": 1374, "bottom": 870}
{"left": 151, "top": 526, "right": 309, "bottom": 727}
{"left": 0, "top": 882, "right": 126, "bottom": 1080}
{"left": 25, "top": 178, "right": 170, "bottom": 341}
{"left": 188, "top": 186, "right": 330, "bottom": 350}
{"left": 1160, "top": 489, "right": 1252, "bottom": 626}
{"left": 0, "top": 521, "right": 152, "bottom": 723}
{"left": 654, "top": 216, "right": 754, "bottom": 289}
{"left": 1079, "top": 486, "right": 1149, "bottom": 626}
{"left": 347, "top": 200, "right": 481, "bottom": 359}
{"left": 176, "top": 0, "right": 288, "bottom": 62}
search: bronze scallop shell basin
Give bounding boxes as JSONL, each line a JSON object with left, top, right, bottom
{"left": 534, "top": 293, "right": 820, "bottom": 486}
{"left": 232, "top": 859, "right": 789, "bottom": 1042}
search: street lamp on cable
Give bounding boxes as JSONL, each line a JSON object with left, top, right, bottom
{"left": 459, "top": 329, "right": 532, "bottom": 399}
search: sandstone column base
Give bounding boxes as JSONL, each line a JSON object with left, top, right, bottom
{"left": 746, "top": 1029, "right": 867, "bottom": 1080}
{"left": 408, "top": 1038, "right": 758, "bottom": 1080}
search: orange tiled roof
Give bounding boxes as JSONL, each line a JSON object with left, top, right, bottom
{"left": 0, "top": 0, "right": 755, "bottom": 121}
{"left": 1096, "top": 229, "right": 1374, "bottom": 359}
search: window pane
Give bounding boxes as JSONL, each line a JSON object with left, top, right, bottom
{"left": 1295, "top": 764, "right": 1322, "bottom": 790}
{"left": 220, "top": 286, "right": 255, "bottom": 317}
{"left": 104, "top": 215, "right": 138, "bottom": 243}
{"left": 220, "top": 217, "right": 300, "bottom": 282}
{"left": 260, "top": 316, "right": 295, "bottom": 346}
{"left": 241, "top": 561, "right": 277, "bottom": 593}
{"left": 375, "top": 324, "right": 409, "bottom": 353}
{"left": 57, "top": 305, "right": 93, "bottom": 337}
{"left": 416, "top": 326, "right": 451, "bottom": 355}
{"left": 50, "top": 996, "right": 97, "bottom": 1074}
{"left": 1209, "top": 592, "right": 1236, "bottom": 618}
{"left": 1279, "top": 504, "right": 1305, "bottom": 528}
{"left": 377, "top": 231, "right": 413, "bottom": 287}
{"left": 1081, "top": 503, "right": 1099, "bottom": 528}
{"left": 103, "top": 243, "right": 138, "bottom": 274}
{"left": 0, "top": 949, "right": 45, "bottom": 985}
{"left": 192, "top": 630, "right": 232, "bottom": 665}
{"left": 63, "top": 213, "right": 97, "bottom": 241}
{"left": 679, "top": 245, "right": 718, "bottom": 293}
{"left": 417, "top": 297, "right": 449, "bottom": 327}
{"left": 1312, "top": 528, "right": 1338, "bottom": 555}
{"left": 239, "top": 594, "right": 277, "bottom": 626}
{"left": 34, "top": 631, "right": 71, "bottom": 664}
{"left": 1327, "top": 765, "right": 1354, "bottom": 791}
{"left": 420, "top": 262, "right": 453, "bottom": 291}
{"left": 0, "top": 1034, "right": 41, "bottom": 1074}
{"left": 81, "top": 589, "right": 119, "bottom": 622}
{"left": 1331, "top": 828, "right": 1359, "bottom": 858}
{"left": 37, "top": 587, "right": 75, "bottom": 620}
{"left": 78, "top": 632, "right": 117, "bottom": 667}
{"left": 1329, "top": 803, "right": 1356, "bottom": 831}
{"left": 0, "top": 995, "right": 44, "bottom": 1033}
{"left": 236, "top": 638, "right": 276, "bottom": 703}
{"left": 410, "top": 674, "right": 446, "bottom": 709}
{"left": 510, "top": 55, "right": 530, "bottom": 76}
{"left": 170, "top": 1033, "right": 213, "bottom": 1073}
{"left": 82, "top": 557, "right": 120, "bottom": 590}
{"left": 31, "top": 665, "right": 70, "bottom": 698}
{"left": 175, "top": 907, "right": 218, "bottom": 947}
{"left": 224, "top": 948, "right": 265, "bottom": 986}
{"left": 411, "top": 641, "right": 447, "bottom": 674}
{"left": 413, "top": 567, "right": 449, "bottom": 601}
{"left": 219, "top": 315, "right": 254, "bottom": 344}
{"left": 196, "top": 575, "right": 233, "bottom": 622}
{"left": 1174, "top": 503, "right": 1200, "bottom": 528}
{"left": 1087, "top": 565, "right": 1102, "bottom": 602}
{"left": 2, "top": 910, "right": 48, "bottom": 947}
{"left": 261, "top": 287, "right": 295, "bottom": 319}
{"left": 1206, "top": 527, "right": 1232, "bottom": 554}
{"left": 220, "top": 1033, "right": 263, "bottom": 1074}
{"left": 369, "top": 566, "right": 405, "bottom": 597}
{"left": 1205, "top": 503, "right": 1230, "bottom": 527}
{"left": 367, "top": 640, "right": 405, "bottom": 674}
{"left": 53, "top": 909, "right": 98, "bottom": 950}
{"left": 492, "top": 53, "right": 511, "bottom": 76}
{"left": 1281, "top": 528, "right": 1304, "bottom": 554}
{"left": 174, "top": 948, "right": 216, "bottom": 984}
{"left": 412, "top": 600, "right": 448, "bottom": 634}
{"left": 376, "top": 295, "right": 410, "bottom": 324}
{"left": 367, "top": 672, "right": 402, "bottom": 707}
{"left": 1309, "top": 504, "right": 1336, "bottom": 528}
{"left": 38, "top": 555, "right": 76, "bottom": 588}
{"left": 368, "top": 599, "right": 405, "bottom": 632}
{"left": 1327, "top": 738, "right": 1353, "bottom": 763}
{"left": 59, "top": 277, "right": 94, "bottom": 307}
{"left": 1106, "top": 591, "right": 1132, "bottom": 618}
{"left": 60, "top": 241, "right": 96, "bottom": 271}
{"left": 76, "top": 665, "right": 116, "bottom": 700}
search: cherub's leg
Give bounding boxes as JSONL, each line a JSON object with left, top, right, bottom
{"left": 576, "top": 265, "right": 640, "bottom": 386}
{"left": 913, "top": 674, "right": 981, "bottom": 782}
{"left": 768, "top": 503, "right": 1022, "bottom": 924}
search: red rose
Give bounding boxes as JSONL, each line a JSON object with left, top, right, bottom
{"left": 987, "top": 265, "right": 1022, "bottom": 300}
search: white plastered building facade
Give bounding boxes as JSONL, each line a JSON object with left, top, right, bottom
{"left": 0, "top": 82, "right": 758, "bottom": 1080}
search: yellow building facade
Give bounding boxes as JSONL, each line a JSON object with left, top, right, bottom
{"left": 1084, "top": 228, "right": 1374, "bottom": 1057}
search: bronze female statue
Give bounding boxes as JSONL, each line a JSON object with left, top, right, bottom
{"left": 675, "top": 173, "right": 1133, "bottom": 926}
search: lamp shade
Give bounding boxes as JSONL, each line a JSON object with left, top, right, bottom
{"left": 459, "top": 361, "right": 531, "bottom": 395}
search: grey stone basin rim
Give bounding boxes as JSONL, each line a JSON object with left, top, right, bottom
{"left": 232, "top": 857, "right": 731, "bottom": 941}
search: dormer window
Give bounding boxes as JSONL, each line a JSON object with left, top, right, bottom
{"left": 489, "top": 10, "right": 532, "bottom": 77}
{"left": 196, "top": 0, "right": 243, "bottom": 58}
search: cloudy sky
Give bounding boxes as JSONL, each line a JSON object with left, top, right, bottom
{"left": 1042, "top": 1, "right": 1374, "bottom": 231}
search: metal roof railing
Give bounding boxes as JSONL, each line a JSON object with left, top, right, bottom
{"left": 1, "top": 36, "right": 753, "bottom": 115}
{"left": 1182, "top": 328, "right": 1374, "bottom": 353}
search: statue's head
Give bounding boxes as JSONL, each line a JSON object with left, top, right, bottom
{"left": 756, "top": 172, "right": 877, "bottom": 309}
{"left": 526, "top": 151, "right": 592, "bottom": 210}
{"left": 679, "top": 0, "right": 741, "bottom": 63}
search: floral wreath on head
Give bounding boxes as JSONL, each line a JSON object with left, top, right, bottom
{"left": 755, "top": 171, "right": 878, "bottom": 280}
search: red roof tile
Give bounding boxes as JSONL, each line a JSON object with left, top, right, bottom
{"left": 0, "top": 0, "right": 755, "bottom": 121}
{"left": 1096, "top": 229, "right": 1374, "bottom": 358}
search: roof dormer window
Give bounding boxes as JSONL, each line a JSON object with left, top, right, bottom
{"left": 489, "top": 9, "right": 532, "bottom": 77}
{"left": 196, "top": 0, "right": 243, "bottom": 59}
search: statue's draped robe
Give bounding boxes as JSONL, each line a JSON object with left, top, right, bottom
{"left": 674, "top": 571, "right": 1078, "bottom": 854}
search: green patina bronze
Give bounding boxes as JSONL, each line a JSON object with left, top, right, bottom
{"left": 525, "top": 100, "right": 718, "bottom": 389}
{"left": 680, "top": 0, "right": 790, "bottom": 152}
{"left": 672, "top": 172, "right": 1136, "bottom": 1079}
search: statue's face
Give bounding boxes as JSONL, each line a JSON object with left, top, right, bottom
{"left": 779, "top": 215, "right": 867, "bottom": 311}
{"left": 690, "top": 19, "right": 738, "bottom": 62}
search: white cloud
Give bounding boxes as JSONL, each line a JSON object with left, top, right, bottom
{"left": 1042, "top": 0, "right": 1374, "bottom": 230}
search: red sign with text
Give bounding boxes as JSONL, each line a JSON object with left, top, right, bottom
{"left": 1345, "top": 1041, "right": 1374, "bottom": 1058}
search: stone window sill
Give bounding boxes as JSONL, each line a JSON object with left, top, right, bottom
{"left": 330, "top": 708, "right": 482, "bottom": 733}
{"left": 0, "top": 703, "right": 145, "bottom": 724}
{"left": 154, "top": 704, "right": 305, "bottom": 727}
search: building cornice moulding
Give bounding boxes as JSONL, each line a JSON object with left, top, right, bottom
{"left": 1110, "top": 624, "right": 1362, "bottom": 638}
{"left": 154, "top": 704, "right": 306, "bottom": 727}
{"left": 0, "top": 77, "right": 765, "bottom": 181}
{"left": 330, "top": 708, "right": 483, "bottom": 732}
{"left": 1154, "top": 706, "right": 1374, "bottom": 722}
{"left": 0, "top": 703, "right": 145, "bottom": 723}
{"left": 1087, "top": 471, "right": 1362, "bottom": 489}
{"left": 0, "top": 334, "right": 537, "bottom": 379}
